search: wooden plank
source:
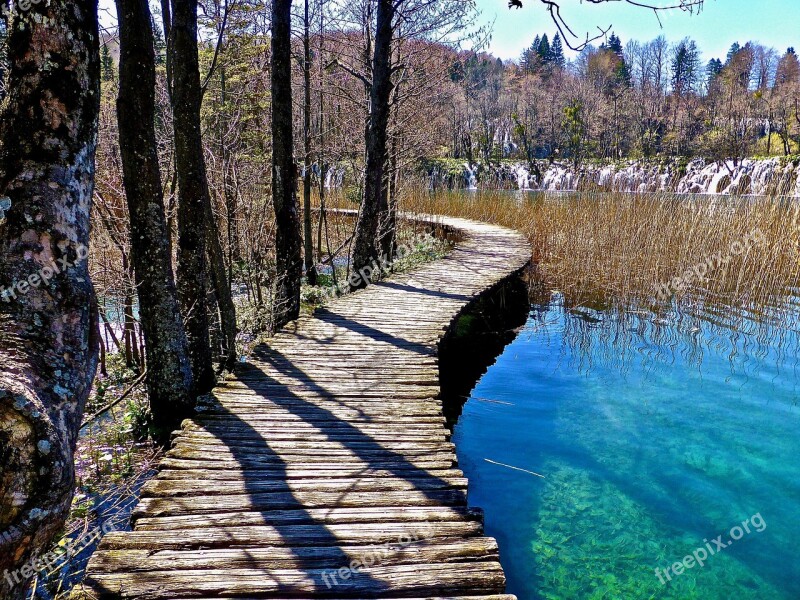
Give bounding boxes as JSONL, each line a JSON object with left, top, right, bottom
{"left": 132, "top": 489, "right": 469, "bottom": 519}
{"left": 134, "top": 507, "right": 483, "bottom": 531}
{"left": 85, "top": 213, "right": 530, "bottom": 600}
{"left": 155, "top": 468, "right": 463, "bottom": 481}
{"left": 84, "top": 562, "right": 507, "bottom": 599}
{"left": 99, "top": 521, "right": 485, "bottom": 550}
{"left": 88, "top": 538, "right": 499, "bottom": 573}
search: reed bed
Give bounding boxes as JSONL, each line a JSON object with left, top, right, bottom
{"left": 396, "top": 187, "right": 800, "bottom": 319}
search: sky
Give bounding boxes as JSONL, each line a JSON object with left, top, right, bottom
{"left": 475, "top": 0, "right": 799, "bottom": 64}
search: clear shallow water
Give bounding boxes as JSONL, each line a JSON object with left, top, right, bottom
{"left": 453, "top": 294, "right": 800, "bottom": 600}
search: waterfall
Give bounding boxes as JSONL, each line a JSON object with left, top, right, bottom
{"left": 464, "top": 163, "right": 478, "bottom": 190}
{"left": 525, "top": 158, "right": 800, "bottom": 196}
{"left": 324, "top": 167, "right": 344, "bottom": 189}
{"left": 512, "top": 164, "right": 531, "bottom": 190}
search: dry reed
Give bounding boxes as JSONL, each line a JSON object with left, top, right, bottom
{"left": 395, "top": 187, "right": 800, "bottom": 319}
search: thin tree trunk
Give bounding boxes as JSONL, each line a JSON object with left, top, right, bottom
{"left": 271, "top": 0, "right": 302, "bottom": 328}
{"left": 350, "top": 0, "right": 394, "bottom": 288}
{"left": 205, "top": 201, "right": 238, "bottom": 371}
{"left": 0, "top": 1, "right": 100, "bottom": 597}
{"left": 302, "top": 0, "right": 318, "bottom": 285}
{"left": 122, "top": 256, "right": 141, "bottom": 369}
{"left": 379, "top": 114, "right": 399, "bottom": 260}
{"left": 115, "top": 0, "right": 195, "bottom": 433}
{"left": 169, "top": 0, "right": 216, "bottom": 393}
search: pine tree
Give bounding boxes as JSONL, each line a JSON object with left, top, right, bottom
{"left": 538, "top": 33, "right": 551, "bottom": 62}
{"left": 606, "top": 33, "right": 623, "bottom": 57}
{"left": 775, "top": 48, "right": 800, "bottom": 88}
{"left": 101, "top": 43, "right": 114, "bottom": 81}
{"left": 550, "top": 33, "right": 565, "bottom": 69}
{"left": 726, "top": 42, "right": 741, "bottom": 64}
{"left": 521, "top": 35, "right": 541, "bottom": 74}
{"left": 671, "top": 38, "right": 700, "bottom": 95}
{"left": 601, "top": 32, "right": 629, "bottom": 86}
{"left": 152, "top": 15, "right": 166, "bottom": 65}
{"left": 706, "top": 58, "right": 723, "bottom": 85}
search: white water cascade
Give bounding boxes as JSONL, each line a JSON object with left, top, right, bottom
{"left": 464, "top": 164, "right": 479, "bottom": 190}
{"left": 499, "top": 158, "right": 800, "bottom": 196}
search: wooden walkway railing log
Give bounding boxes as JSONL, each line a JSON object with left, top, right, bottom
{"left": 83, "top": 214, "right": 531, "bottom": 599}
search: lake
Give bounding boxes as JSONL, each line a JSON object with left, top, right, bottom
{"left": 454, "top": 292, "right": 800, "bottom": 599}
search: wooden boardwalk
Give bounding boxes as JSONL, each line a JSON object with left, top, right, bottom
{"left": 84, "top": 214, "right": 531, "bottom": 599}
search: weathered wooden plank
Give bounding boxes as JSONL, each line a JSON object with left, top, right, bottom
{"left": 132, "top": 489, "right": 469, "bottom": 519}
{"left": 87, "top": 538, "right": 499, "bottom": 573}
{"left": 85, "top": 213, "right": 530, "bottom": 600}
{"left": 157, "top": 458, "right": 456, "bottom": 473}
{"left": 99, "top": 522, "right": 484, "bottom": 550}
{"left": 155, "top": 468, "right": 463, "bottom": 482}
{"left": 140, "top": 477, "right": 468, "bottom": 497}
{"left": 164, "top": 448, "right": 457, "bottom": 465}
{"left": 85, "top": 562, "right": 507, "bottom": 598}
{"left": 134, "top": 507, "right": 483, "bottom": 531}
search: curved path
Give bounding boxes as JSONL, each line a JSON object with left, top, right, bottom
{"left": 84, "top": 214, "right": 531, "bottom": 599}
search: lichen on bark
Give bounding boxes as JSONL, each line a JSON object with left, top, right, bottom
{"left": 0, "top": 0, "right": 100, "bottom": 597}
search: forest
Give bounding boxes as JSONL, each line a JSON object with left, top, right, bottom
{"left": 2, "top": 0, "right": 800, "bottom": 598}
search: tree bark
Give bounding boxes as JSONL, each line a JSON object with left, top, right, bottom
{"left": 0, "top": 1, "right": 100, "bottom": 598}
{"left": 302, "top": 0, "right": 318, "bottom": 286}
{"left": 205, "top": 205, "right": 237, "bottom": 371}
{"left": 169, "top": 0, "right": 216, "bottom": 393}
{"left": 350, "top": 0, "right": 395, "bottom": 288}
{"left": 115, "top": 0, "right": 196, "bottom": 433}
{"left": 271, "top": 0, "right": 302, "bottom": 328}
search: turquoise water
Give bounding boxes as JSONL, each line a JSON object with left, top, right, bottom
{"left": 453, "top": 294, "right": 800, "bottom": 600}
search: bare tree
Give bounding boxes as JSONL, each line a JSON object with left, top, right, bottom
{"left": 350, "top": 0, "right": 395, "bottom": 286}
{"left": 115, "top": 0, "right": 196, "bottom": 434}
{"left": 169, "top": 0, "right": 216, "bottom": 392}
{"left": 272, "top": 0, "right": 303, "bottom": 326}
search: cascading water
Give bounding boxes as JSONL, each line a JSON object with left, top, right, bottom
{"left": 465, "top": 157, "right": 800, "bottom": 196}
{"left": 464, "top": 164, "right": 478, "bottom": 190}
{"left": 324, "top": 167, "right": 345, "bottom": 189}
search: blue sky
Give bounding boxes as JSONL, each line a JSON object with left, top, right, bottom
{"left": 475, "top": 0, "right": 799, "bottom": 63}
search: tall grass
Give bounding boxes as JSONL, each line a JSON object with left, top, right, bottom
{"left": 398, "top": 187, "right": 800, "bottom": 319}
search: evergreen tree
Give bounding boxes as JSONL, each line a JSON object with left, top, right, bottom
{"left": 152, "top": 15, "right": 166, "bottom": 65}
{"left": 671, "top": 38, "right": 700, "bottom": 94}
{"left": 726, "top": 42, "right": 741, "bottom": 64}
{"left": 775, "top": 48, "right": 800, "bottom": 88}
{"left": 601, "top": 32, "right": 630, "bottom": 86}
{"left": 550, "top": 33, "right": 565, "bottom": 68}
{"left": 706, "top": 58, "right": 723, "bottom": 85}
{"left": 606, "top": 33, "right": 624, "bottom": 57}
{"left": 538, "top": 33, "right": 551, "bottom": 62}
{"left": 521, "top": 35, "right": 541, "bottom": 74}
{"left": 101, "top": 43, "right": 114, "bottom": 81}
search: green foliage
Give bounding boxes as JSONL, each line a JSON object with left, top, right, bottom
{"left": 345, "top": 185, "right": 362, "bottom": 205}
{"left": 101, "top": 44, "right": 114, "bottom": 82}
{"left": 753, "top": 133, "right": 799, "bottom": 156}
{"left": 562, "top": 100, "right": 587, "bottom": 168}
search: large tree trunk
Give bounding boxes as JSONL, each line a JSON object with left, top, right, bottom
{"left": 271, "top": 0, "right": 302, "bottom": 328}
{"left": 350, "top": 0, "right": 394, "bottom": 288}
{"left": 115, "top": 0, "right": 195, "bottom": 434}
{"left": 0, "top": 1, "right": 100, "bottom": 598}
{"left": 169, "top": 0, "right": 216, "bottom": 393}
{"left": 302, "top": 0, "right": 318, "bottom": 286}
